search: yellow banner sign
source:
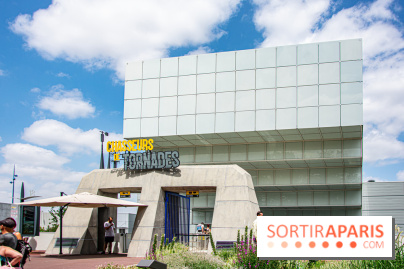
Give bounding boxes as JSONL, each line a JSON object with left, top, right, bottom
{"left": 186, "top": 191, "right": 199, "bottom": 197}
{"left": 120, "top": 191, "right": 131, "bottom": 198}
{"left": 107, "top": 139, "right": 154, "bottom": 153}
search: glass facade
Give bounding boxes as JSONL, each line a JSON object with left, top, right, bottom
{"left": 124, "top": 39, "right": 363, "bottom": 223}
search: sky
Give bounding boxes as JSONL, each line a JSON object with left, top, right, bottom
{"left": 1, "top": 0, "right": 404, "bottom": 204}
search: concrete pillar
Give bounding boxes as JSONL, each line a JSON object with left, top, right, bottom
{"left": 127, "top": 188, "right": 165, "bottom": 257}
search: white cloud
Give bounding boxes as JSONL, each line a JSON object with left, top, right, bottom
{"left": 254, "top": 0, "right": 331, "bottom": 47}
{"left": 0, "top": 118, "right": 124, "bottom": 201}
{"left": 37, "top": 85, "right": 95, "bottom": 119}
{"left": 186, "top": 46, "right": 213, "bottom": 55}
{"left": 10, "top": 0, "right": 241, "bottom": 79}
{"left": 0, "top": 162, "right": 85, "bottom": 183}
{"left": 1, "top": 143, "right": 69, "bottom": 168}
{"left": 253, "top": 0, "right": 404, "bottom": 164}
{"left": 0, "top": 117, "right": 124, "bottom": 200}
{"left": 22, "top": 119, "right": 122, "bottom": 155}
{"left": 397, "top": 170, "right": 404, "bottom": 180}
{"left": 30, "top": 87, "right": 40, "bottom": 93}
{"left": 0, "top": 144, "right": 85, "bottom": 183}
{"left": 0, "top": 136, "right": 2, "bottom": 142}
{"left": 0, "top": 69, "right": 4, "bottom": 76}
{"left": 56, "top": 72, "right": 70, "bottom": 78}
{"left": 35, "top": 181, "right": 79, "bottom": 199}
{"left": 363, "top": 127, "right": 404, "bottom": 163}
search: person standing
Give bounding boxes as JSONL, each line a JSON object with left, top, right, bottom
{"left": 205, "top": 224, "right": 211, "bottom": 234}
{"left": 102, "top": 217, "right": 115, "bottom": 254}
{"left": 252, "top": 211, "right": 263, "bottom": 242}
{"left": 196, "top": 222, "right": 204, "bottom": 234}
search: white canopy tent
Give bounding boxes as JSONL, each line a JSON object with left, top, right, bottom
{"left": 19, "top": 192, "right": 147, "bottom": 254}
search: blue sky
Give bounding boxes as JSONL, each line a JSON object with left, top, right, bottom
{"left": 0, "top": 0, "right": 404, "bottom": 203}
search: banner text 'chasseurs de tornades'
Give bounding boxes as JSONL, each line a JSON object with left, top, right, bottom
{"left": 106, "top": 139, "right": 180, "bottom": 171}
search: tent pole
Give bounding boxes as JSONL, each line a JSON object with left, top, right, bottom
{"left": 59, "top": 192, "right": 67, "bottom": 255}
{"left": 60, "top": 203, "right": 63, "bottom": 255}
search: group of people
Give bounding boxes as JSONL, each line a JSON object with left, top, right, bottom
{"left": 0, "top": 217, "right": 24, "bottom": 267}
{"left": 196, "top": 222, "right": 211, "bottom": 234}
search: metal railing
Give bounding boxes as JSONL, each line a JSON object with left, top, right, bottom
{"left": 187, "top": 234, "right": 210, "bottom": 252}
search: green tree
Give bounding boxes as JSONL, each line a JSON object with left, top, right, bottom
{"left": 41, "top": 207, "right": 67, "bottom": 232}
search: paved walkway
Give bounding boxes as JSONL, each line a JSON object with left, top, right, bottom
{"left": 25, "top": 253, "right": 143, "bottom": 269}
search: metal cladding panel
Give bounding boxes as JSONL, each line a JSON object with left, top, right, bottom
{"left": 362, "top": 196, "right": 404, "bottom": 211}
{"left": 362, "top": 182, "right": 404, "bottom": 196}
{"left": 362, "top": 210, "right": 404, "bottom": 224}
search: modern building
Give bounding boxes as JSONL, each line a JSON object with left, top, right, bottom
{"left": 363, "top": 181, "right": 404, "bottom": 231}
{"left": 46, "top": 39, "right": 363, "bottom": 257}
{"left": 123, "top": 39, "right": 363, "bottom": 222}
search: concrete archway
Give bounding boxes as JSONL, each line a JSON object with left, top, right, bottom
{"left": 45, "top": 165, "right": 259, "bottom": 257}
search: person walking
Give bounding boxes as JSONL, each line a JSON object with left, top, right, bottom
{"left": 102, "top": 217, "right": 115, "bottom": 254}
{"left": 252, "top": 210, "right": 263, "bottom": 242}
{"left": 196, "top": 222, "right": 205, "bottom": 249}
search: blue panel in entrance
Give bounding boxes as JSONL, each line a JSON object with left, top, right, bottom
{"left": 164, "top": 192, "right": 190, "bottom": 245}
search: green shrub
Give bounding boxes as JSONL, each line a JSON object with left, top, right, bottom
{"left": 233, "top": 226, "right": 304, "bottom": 269}
{"left": 101, "top": 225, "right": 404, "bottom": 269}
{"left": 209, "top": 231, "right": 217, "bottom": 255}
{"left": 217, "top": 249, "right": 236, "bottom": 262}
{"left": 149, "top": 241, "right": 225, "bottom": 269}
{"left": 160, "top": 234, "right": 165, "bottom": 252}
{"left": 307, "top": 260, "right": 325, "bottom": 268}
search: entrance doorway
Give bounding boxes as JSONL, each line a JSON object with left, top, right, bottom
{"left": 164, "top": 192, "right": 190, "bottom": 245}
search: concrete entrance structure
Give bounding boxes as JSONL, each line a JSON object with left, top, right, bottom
{"left": 45, "top": 165, "right": 259, "bottom": 257}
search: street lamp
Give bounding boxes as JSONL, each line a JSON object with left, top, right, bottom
{"left": 10, "top": 165, "right": 18, "bottom": 204}
{"left": 100, "top": 131, "right": 109, "bottom": 169}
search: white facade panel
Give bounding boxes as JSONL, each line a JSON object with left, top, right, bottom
{"left": 297, "top": 43, "right": 318, "bottom": 65}
{"left": 276, "top": 45, "right": 296, "bottom": 66}
{"left": 125, "top": 80, "right": 142, "bottom": 99}
{"left": 319, "top": 41, "right": 340, "bottom": 63}
{"left": 216, "top": 72, "right": 235, "bottom": 92}
{"left": 256, "top": 47, "right": 276, "bottom": 68}
{"left": 124, "top": 39, "right": 363, "bottom": 139}
{"left": 236, "top": 49, "right": 255, "bottom": 70}
{"left": 217, "top": 51, "right": 235, "bottom": 72}
{"left": 179, "top": 55, "right": 197, "bottom": 76}
{"left": 126, "top": 61, "right": 142, "bottom": 80}
{"left": 340, "top": 39, "right": 362, "bottom": 61}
